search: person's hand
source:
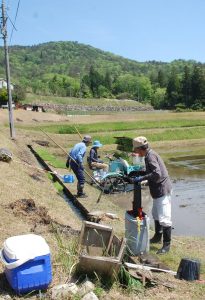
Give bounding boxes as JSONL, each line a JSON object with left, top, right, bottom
{"left": 134, "top": 176, "right": 143, "bottom": 183}
{"left": 124, "top": 176, "right": 135, "bottom": 184}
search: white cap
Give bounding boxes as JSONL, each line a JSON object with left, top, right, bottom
{"left": 133, "top": 136, "right": 148, "bottom": 150}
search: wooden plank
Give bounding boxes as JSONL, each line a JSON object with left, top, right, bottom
{"left": 124, "top": 262, "right": 177, "bottom": 275}
{"left": 83, "top": 221, "right": 112, "bottom": 231}
{"left": 79, "top": 255, "right": 121, "bottom": 278}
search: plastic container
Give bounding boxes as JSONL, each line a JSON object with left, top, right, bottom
{"left": 0, "top": 234, "right": 52, "bottom": 294}
{"left": 62, "top": 174, "right": 74, "bottom": 183}
{"left": 177, "top": 258, "right": 200, "bottom": 281}
{"left": 109, "top": 160, "right": 124, "bottom": 173}
{"left": 125, "top": 211, "right": 150, "bottom": 255}
{"left": 132, "top": 153, "right": 140, "bottom": 165}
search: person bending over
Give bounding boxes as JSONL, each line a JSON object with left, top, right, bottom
{"left": 67, "top": 135, "right": 92, "bottom": 198}
{"left": 131, "top": 136, "right": 172, "bottom": 254}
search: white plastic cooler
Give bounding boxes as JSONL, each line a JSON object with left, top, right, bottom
{"left": 0, "top": 234, "right": 52, "bottom": 294}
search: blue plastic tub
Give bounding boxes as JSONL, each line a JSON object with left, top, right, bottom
{"left": 62, "top": 174, "right": 74, "bottom": 183}
{"left": 0, "top": 234, "right": 52, "bottom": 294}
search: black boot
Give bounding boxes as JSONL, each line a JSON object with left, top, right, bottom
{"left": 150, "top": 220, "right": 162, "bottom": 243}
{"left": 157, "top": 226, "right": 172, "bottom": 254}
{"left": 77, "top": 184, "right": 87, "bottom": 198}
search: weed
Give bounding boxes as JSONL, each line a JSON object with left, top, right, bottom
{"left": 52, "top": 223, "right": 79, "bottom": 275}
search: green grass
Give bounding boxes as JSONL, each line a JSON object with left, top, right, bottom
{"left": 52, "top": 223, "right": 79, "bottom": 274}
{"left": 18, "top": 119, "right": 205, "bottom": 135}
{"left": 36, "top": 148, "right": 66, "bottom": 168}
{"left": 91, "top": 127, "right": 205, "bottom": 146}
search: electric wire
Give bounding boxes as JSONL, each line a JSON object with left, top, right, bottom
{"left": 9, "top": 0, "right": 21, "bottom": 44}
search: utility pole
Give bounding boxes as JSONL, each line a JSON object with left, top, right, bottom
{"left": 1, "top": 0, "right": 15, "bottom": 139}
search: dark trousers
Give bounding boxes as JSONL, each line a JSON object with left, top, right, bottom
{"left": 70, "top": 161, "right": 85, "bottom": 193}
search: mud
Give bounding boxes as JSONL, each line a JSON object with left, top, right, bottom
{"left": 7, "top": 199, "right": 79, "bottom": 237}
{"left": 9, "top": 198, "right": 52, "bottom": 225}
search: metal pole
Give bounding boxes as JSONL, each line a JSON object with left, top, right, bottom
{"left": 1, "top": 0, "right": 15, "bottom": 139}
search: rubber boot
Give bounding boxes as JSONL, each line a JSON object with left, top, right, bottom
{"left": 77, "top": 184, "right": 87, "bottom": 198}
{"left": 150, "top": 220, "right": 163, "bottom": 243}
{"left": 157, "top": 226, "right": 171, "bottom": 254}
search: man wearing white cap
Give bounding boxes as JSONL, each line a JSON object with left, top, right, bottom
{"left": 132, "top": 136, "right": 172, "bottom": 254}
{"left": 67, "top": 135, "right": 92, "bottom": 198}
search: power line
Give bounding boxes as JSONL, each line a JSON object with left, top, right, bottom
{"left": 9, "top": 0, "right": 20, "bottom": 44}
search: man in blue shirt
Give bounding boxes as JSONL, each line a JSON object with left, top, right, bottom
{"left": 67, "top": 135, "right": 92, "bottom": 198}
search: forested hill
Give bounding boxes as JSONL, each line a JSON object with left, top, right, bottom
{"left": 0, "top": 41, "right": 204, "bottom": 110}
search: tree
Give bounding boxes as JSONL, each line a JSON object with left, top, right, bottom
{"left": 88, "top": 66, "right": 103, "bottom": 97}
{"left": 181, "top": 65, "right": 192, "bottom": 107}
{"left": 165, "top": 68, "right": 180, "bottom": 108}
{"left": 104, "top": 71, "right": 112, "bottom": 90}
{"left": 157, "top": 69, "right": 167, "bottom": 88}
{"left": 0, "top": 88, "right": 7, "bottom": 105}
{"left": 191, "top": 65, "right": 205, "bottom": 106}
{"left": 151, "top": 87, "right": 166, "bottom": 109}
{"left": 12, "top": 85, "right": 26, "bottom": 102}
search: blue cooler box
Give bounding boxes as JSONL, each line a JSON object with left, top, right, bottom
{"left": 0, "top": 234, "right": 52, "bottom": 294}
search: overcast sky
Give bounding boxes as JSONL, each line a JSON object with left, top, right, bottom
{"left": 2, "top": 0, "right": 205, "bottom": 62}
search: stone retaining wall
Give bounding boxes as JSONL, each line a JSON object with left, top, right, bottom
{"left": 41, "top": 103, "right": 154, "bottom": 113}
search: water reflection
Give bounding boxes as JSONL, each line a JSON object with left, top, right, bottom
{"left": 167, "top": 155, "right": 205, "bottom": 237}
{"left": 168, "top": 155, "right": 205, "bottom": 171}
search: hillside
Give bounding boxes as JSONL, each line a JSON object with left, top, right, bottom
{"left": 0, "top": 41, "right": 198, "bottom": 83}
{"left": 1, "top": 41, "right": 203, "bottom": 110}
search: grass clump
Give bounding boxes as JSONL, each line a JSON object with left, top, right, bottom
{"left": 36, "top": 148, "right": 66, "bottom": 168}
{"left": 52, "top": 223, "right": 79, "bottom": 275}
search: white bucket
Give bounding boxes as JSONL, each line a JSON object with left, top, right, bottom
{"left": 125, "top": 211, "right": 150, "bottom": 255}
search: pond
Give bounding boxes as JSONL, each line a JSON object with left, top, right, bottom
{"left": 167, "top": 155, "right": 205, "bottom": 237}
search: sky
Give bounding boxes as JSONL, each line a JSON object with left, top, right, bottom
{"left": 2, "top": 0, "right": 205, "bottom": 63}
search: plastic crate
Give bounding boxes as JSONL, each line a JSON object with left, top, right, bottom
{"left": 0, "top": 234, "right": 52, "bottom": 294}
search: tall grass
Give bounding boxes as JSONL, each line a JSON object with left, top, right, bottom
{"left": 52, "top": 223, "right": 79, "bottom": 275}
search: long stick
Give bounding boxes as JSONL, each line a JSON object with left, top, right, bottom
{"left": 67, "top": 116, "right": 83, "bottom": 140}
{"left": 40, "top": 129, "right": 103, "bottom": 191}
{"left": 12, "top": 158, "right": 59, "bottom": 175}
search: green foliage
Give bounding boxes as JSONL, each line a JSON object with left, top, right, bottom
{"left": 151, "top": 87, "right": 166, "bottom": 109}
{"left": 35, "top": 148, "right": 66, "bottom": 168}
{"left": 0, "top": 41, "right": 205, "bottom": 109}
{"left": 52, "top": 223, "right": 78, "bottom": 274}
{"left": 0, "top": 88, "right": 7, "bottom": 104}
{"left": 12, "top": 84, "right": 26, "bottom": 102}
{"left": 119, "top": 266, "right": 143, "bottom": 292}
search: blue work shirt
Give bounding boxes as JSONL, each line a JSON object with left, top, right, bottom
{"left": 69, "top": 142, "right": 86, "bottom": 164}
